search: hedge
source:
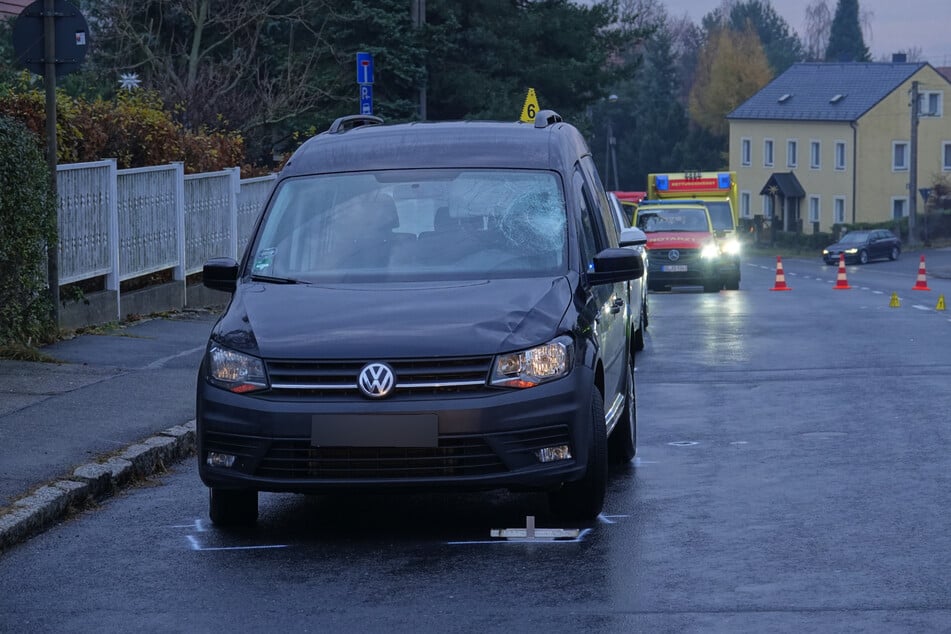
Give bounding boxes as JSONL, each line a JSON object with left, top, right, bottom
{"left": 0, "top": 116, "right": 56, "bottom": 345}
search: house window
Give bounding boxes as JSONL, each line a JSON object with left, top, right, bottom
{"left": 893, "top": 142, "right": 909, "bottom": 170}
{"left": 764, "top": 139, "right": 774, "bottom": 167}
{"left": 919, "top": 91, "right": 944, "bottom": 117}
{"left": 787, "top": 140, "right": 798, "bottom": 167}
{"left": 809, "top": 196, "right": 820, "bottom": 222}
{"left": 741, "top": 191, "right": 751, "bottom": 218}
{"left": 741, "top": 138, "right": 751, "bottom": 166}
{"left": 892, "top": 198, "right": 908, "bottom": 219}
{"left": 834, "top": 197, "right": 845, "bottom": 224}
{"left": 943, "top": 142, "right": 951, "bottom": 171}
{"left": 835, "top": 141, "right": 847, "bottom": 170}
{"left": 810, "top": 140, "right": 821, "bottom": 169}
{"left": 763, "top": 195, "right": 775, "bottom": 218}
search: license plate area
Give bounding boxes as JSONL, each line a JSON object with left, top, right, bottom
{"left": 661, "top": 264, "right": 688, "bottom": 272}
{"left": 311, "top": 414, "right": 438, "bottom": 447}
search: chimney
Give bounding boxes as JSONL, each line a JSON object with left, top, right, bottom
{"left": 892, "top": 53, "right": 907, "bottom": 63}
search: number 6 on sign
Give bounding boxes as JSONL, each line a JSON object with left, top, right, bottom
{"left": 520, "top": 88, "right": 540, "bottom": 123}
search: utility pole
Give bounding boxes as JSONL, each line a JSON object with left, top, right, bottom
{"left": 44, "top": 0, "right": 59, "bottom": 323}
{"left": 909, "top": 80, "right": 919, "bottom": 246}
{"left": 411, "top": 0, "right": 426, "bottom": 120}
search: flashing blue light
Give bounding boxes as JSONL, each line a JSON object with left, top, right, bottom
{"left": 656, "top": 175, "right": 669, "bottom": 191}
{"left": 717, "top": 173, "right": 731, "bottom": 189}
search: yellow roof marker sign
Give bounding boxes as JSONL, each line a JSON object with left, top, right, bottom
{"left": 520, "top": 88, "right": 540, "bottom": 123}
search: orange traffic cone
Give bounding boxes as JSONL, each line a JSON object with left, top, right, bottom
{"left": 770, "top": 256, "right": 791, "bottom": 291}
{"left": 912, "top": 255, "right": 931, "bottom": 291}
{"left": 833, "top": 253, "right": 851, "bottom": 290}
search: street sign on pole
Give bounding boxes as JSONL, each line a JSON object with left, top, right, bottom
{"left": 12, "top": 0, "right": 88, "bottom": 76}
{"left": 356, "top": 52, "right": 374, "bottom": 115}
{"left": 356, "top": 52, "right": 374, "bottom": 85}
{"left": 360, "top": 84, "right": 373, "bottom": 115}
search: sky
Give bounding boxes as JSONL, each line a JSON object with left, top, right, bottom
{"left": 660, "top": 0, "right": 951, "bottom": 67}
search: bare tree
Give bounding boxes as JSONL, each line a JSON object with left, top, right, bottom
{"left": 90, "top": 1, "right": 343, "bottom": 154}
{"left": 802, "top": 0, "right": 832, "bottom": 61}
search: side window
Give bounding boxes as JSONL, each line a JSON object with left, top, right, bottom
{"left": 574, "top": 172, "right": 601, "bottom": 272}
{"left": 578, "top": 156, "right": 618, "bottom": 248}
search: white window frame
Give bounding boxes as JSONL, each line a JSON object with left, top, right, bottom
{"left": 892, "top": 197, "right": 908, "bottom": 219}
{"left": 835, "top": 140, "right": 847, "bottom": 171}
{"left": 810, "top": 140, "right": 821, "bottom": 169}
{"left": 763, "top": 139, "right": 774, "bottom": 167}
{"left": 787, "top": 139, "right": 798, "bottom": 168}
{"left": 833, "top": 196, "right": 846, "bottom": 224}
{"left": 893, "top": 141, "right": 909, "bottom": 171}
{"left": 763, "top": 195, "right": 775, "bottom": 218}
{"left": 741, "top": 137, "right": 752, "bottom": 166}
{"left": 919, "top": 91, "right": 944, "bottom": 117}
{"left": 943, "top": 142, "right": 951, "bottom": 171}
{"left": 809, "top": 195, "right": 820, "bottom": 223}
{"left": 741, "top": 191, "right": 751, "bottom": 218}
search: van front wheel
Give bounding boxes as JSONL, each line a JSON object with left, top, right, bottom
{"left": 548, "top": 387, "right": 608, "bottom": 520}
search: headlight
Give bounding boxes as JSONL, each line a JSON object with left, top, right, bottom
{"left": 206, "top": 343, "right": 269, "bottom": 393}
{"left": 845, "top": 248, "right": 858, "bottom": 254}
{"left": 722, "top": 239, "right": 741, "bottom": 255}
{"left": 700, "top": 243, "right": 720, "bottom": 259}
{"left": 822, "top": 249, "right": 829, "bottom": 255}
{"left": 491, "top": 336, "right": 573, "bottom": 388}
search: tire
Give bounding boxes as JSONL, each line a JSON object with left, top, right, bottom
{"left": 548, "top": 386, "right": 608, "bottom": 521}
{"left": 724, "top": 275, "right": 740, "bottom": 291}
{"left": 889, "top": 246, "right": 900, "bottom": 261}
{"left": 703, "top": 279, "right": 720, "bottom": 293}
{"left": 608, "top": 360, "right": 637, "bottom": 464}
{"left": 209, "top": 488, "right": 258, "bottom": 526}
{"left": 858, "top": 249, "right": 869, "bottom": 265}
{"left": 633, "top": 302, "right": 645, "bottom": 352}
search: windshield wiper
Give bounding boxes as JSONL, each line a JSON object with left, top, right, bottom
{"left": 250, "top": 274, "right": 308, "bottom": 285}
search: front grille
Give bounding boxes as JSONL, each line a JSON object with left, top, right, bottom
{"left": 204, "top": 425, "right": 572, "bottom": 480}
{"left": 259, "top": 436, "right": 503, "bottom": 479}
{"left": 648, "top": 248, "right": 701, "bottom": 272}
{"left": 264, "top": 356, "right": 495, "bottom": 399}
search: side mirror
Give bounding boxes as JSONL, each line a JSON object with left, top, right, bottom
{"left": 587, "top": 247, "right": 644, "bottom": 285}
{"left": 619, "top": 226, "right": 647, "bottom": 248}
{"left": 203, "top": 257, "right": 239, "bottom": 293}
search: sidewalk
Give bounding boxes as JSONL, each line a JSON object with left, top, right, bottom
{"left": 0, "top": 309, "right": 219, "bottom": 551}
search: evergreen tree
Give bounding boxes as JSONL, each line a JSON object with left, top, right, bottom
{"left": 824, "top": 0, "right": 870, "bottom": 62}
{"left": 611, "top": 25, "right": 688, "bottom": 189}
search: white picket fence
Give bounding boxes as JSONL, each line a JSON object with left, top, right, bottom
{"left": 56, "top": 159, "right": 276, "bottom": 319}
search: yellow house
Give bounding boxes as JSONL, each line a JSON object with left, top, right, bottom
{"left": 728, "top": 61, "right": 951, "bottom": 237}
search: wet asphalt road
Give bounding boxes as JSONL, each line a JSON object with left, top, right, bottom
{"left": 2, "top": 253, "right": 951, "bottom": 632}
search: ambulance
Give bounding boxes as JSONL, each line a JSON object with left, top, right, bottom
{"left": 645, "top": 171, "right": 741, "bottom": 290}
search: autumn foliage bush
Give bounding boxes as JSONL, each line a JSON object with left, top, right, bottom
{"left": 0, "top": 77, "right": 245, "bottom": 174}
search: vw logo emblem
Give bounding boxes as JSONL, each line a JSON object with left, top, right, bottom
{"left": 668, "top": 250, "right": 680, "bottom": 261}
{"left": 358, "top": 362, "right": 395, "bottom": 398}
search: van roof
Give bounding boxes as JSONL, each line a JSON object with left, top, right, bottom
{"left": 281, "top": 118, "right": 592, "bottom": 178}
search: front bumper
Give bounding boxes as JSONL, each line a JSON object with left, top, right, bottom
{"left": 197, "top": 366, "right": 595, "bottom": 494}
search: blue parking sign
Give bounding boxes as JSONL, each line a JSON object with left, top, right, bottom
{"left": 360, "top": 84, "right": 373, "bottom": 115}
{"left": 356, "top": 52, "right": 374, "bottom": 85}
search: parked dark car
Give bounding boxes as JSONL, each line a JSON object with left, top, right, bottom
{"left": 822, "top": 229, "right": 901, "bottom": 265}
{"left": 197, "top": 112, "right": 644, "bottom": 526}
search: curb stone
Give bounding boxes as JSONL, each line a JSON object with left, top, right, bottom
{"left": 0, "top": 420, "right": 196, "bottom": 552}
